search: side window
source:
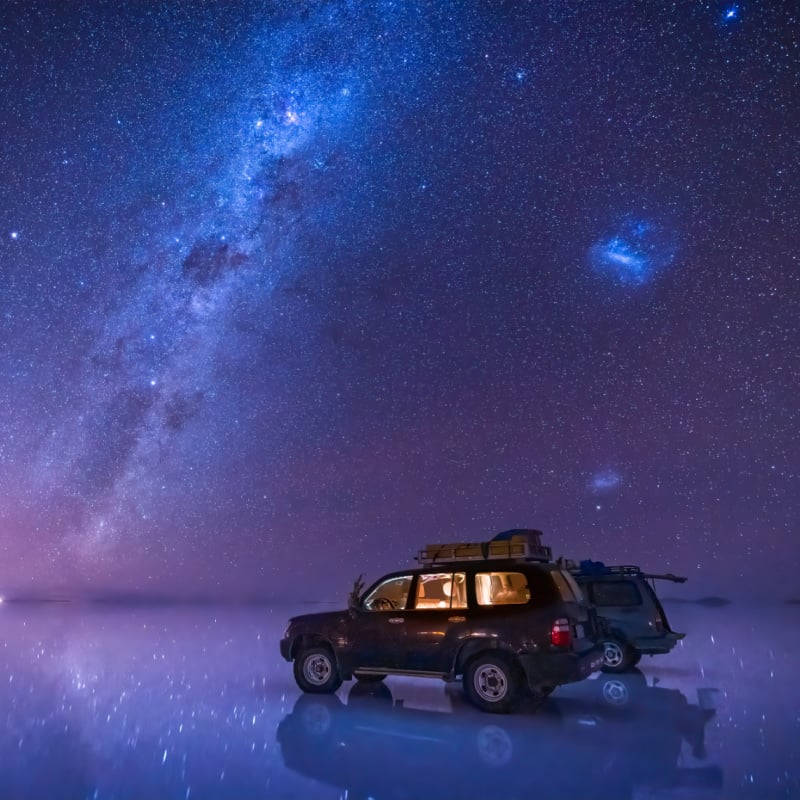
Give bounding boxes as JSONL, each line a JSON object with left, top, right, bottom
{"left": 414, "top": 572, "right": 467, "bottom": 609}
{"left": 590, "top": 580, "right": 642, "bottom": 607}
{"left": 363, "top": 575, "right": 413, "bottom": 611}
{"left": 475, "top": 572, "right": 530, "bottom": 606}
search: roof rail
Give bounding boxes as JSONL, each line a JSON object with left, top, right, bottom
{"left": 568, "top": 560, "right": 687, "bottom": 582}
{"left": 417, "top": 530, "right": 552, "bottom": 566}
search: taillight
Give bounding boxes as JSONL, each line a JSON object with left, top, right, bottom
{"left": 550, "top": 618, "right": 572, "bottom": 648}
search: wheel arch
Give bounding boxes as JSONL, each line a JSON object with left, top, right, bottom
{"left": 291, "top": 633, "right": 334, "bottom": 660}
{"left": 602, "top": 627, "right": 631, "bottom": 644}
{"left": 453, "top": 637, "right": 519, "bottom": 676}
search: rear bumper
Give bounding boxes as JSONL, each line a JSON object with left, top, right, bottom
{"left": 631, "top": 631, "right": 685, "bottom": 654}
{"left": 279, "top": 637, "right": 292, "bottom": 661}
{"left": 519, "top": 646, "right": 604, "bottom": 691}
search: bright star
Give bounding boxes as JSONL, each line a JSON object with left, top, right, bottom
{"left": 10, "top": 231, "right": 19, "bottom": 240}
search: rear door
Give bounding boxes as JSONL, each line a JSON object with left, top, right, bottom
{"left": 402, "top": 571, "right": 470, "bottom": 672}
{"left": 583, "top": 578, "right": 644, "bottom": 640}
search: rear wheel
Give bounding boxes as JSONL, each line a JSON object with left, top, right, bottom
{"left": 600, "top": 638, "right": 636, "bottom": 673}
{"left": 464, "top": 652, "right": 523, "bottom": 714}
{"left": 294, "top": 645, "right": 343, "bottom": 694}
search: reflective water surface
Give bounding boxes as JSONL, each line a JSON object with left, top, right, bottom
{"left": 0, "top": 602, "right": 797, "bottom": 798}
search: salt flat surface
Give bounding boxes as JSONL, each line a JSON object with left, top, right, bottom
{"left": 0, "top": 601, "right": 797, "bottom": 799}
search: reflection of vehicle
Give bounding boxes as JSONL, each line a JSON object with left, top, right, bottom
{"left": 568, "top": 561, "right": 686, "bottom": 672}
{"left": 280, "top": 530, "right": 603, "bottom": 712}
{"left": 276, "top": 673, "right": 722, "bottom": 800}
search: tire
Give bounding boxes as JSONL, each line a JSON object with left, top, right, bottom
{"left": 599, "top": 638, "right": 636, "bottom": 673}
{"left": 464, "top": 652, "right": 523, "bottom": 714}
{"left": 354, "top": 673, "right": 386, "bottom": 683}
{"left": 294, "top": 645, "right": 343, "bottom": 694}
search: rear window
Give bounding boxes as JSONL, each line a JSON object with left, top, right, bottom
{"left": 551, "top": 570, "right": 586, "bottom": 603}
{"left": 589, "top": 580, "right": 642, "bottom": 607}
{"left": 475, "top": 572, "right": 530, "bottom": 606}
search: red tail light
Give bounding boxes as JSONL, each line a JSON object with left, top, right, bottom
{"left": 550, "top": 618, "right": 572, "bottom": 648}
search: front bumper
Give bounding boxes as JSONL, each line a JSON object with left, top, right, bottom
{"left": 519, "top": 645, "right": 604, "bottom": 691}
{"left": 279, "top": 637, "right": 292, "bottom": 661}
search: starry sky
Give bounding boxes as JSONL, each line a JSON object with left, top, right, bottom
{"left": 0, "top": 1, "right": 797, "bottom": 600}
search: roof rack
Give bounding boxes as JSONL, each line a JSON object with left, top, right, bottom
{"left": 417, "top": 529, "right": 553, "bottom": 566}
{"left": 568, "top": 560, "right": 687, "bottom": 583}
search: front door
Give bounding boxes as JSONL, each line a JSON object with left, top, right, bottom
{"left": 351, "top": 574, "right": 414, "bottom": 670}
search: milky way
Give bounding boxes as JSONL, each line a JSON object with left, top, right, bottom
{"left": 0, "top": 2, "right": 797, "bottom": 598}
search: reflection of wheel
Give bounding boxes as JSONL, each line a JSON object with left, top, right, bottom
{"left": 294, "top": 645, "right": 343, "bottom": 694}
{"left": 598, "top": 668, "right": 647, "bottom": 707}
{"left": 293, "top": 694, "right": 343, "bottom": 736}
{"left": 600, "top": 638, "right": 636, "bottom": 673}
{"left": 476, "top": 724, "right": 513, "bottom": 767}
{"left": 601, "top": 678, "right": 631, "bottom": 706}
{"left": 354, "top": 673, "right": 386, "bottom": 683}
{"left": 348, "top": 680, "right": 393, "bottom": 705}
{"left": 464, "top": 653, "right": 523, "bottom": 714}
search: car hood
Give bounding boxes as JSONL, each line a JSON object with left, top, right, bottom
{"left": 287, "top": 609, "right": 349, "bottom": 630}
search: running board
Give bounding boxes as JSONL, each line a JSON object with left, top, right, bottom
{"left": 354, "top": 668, "right": 453, "bottom": 681}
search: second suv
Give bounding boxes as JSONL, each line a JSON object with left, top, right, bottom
{"left": 280, "top": 530, "right": 603, "bottom": 713}
{"left": 569, "top": 561, "right": 686, "bottom": 672}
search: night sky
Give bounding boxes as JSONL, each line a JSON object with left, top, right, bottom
{"left": 1, "top": 1, "right": 797, "bottom": 601}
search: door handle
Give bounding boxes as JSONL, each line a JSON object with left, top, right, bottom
{"left": 448, "top": 616, "right": 466, "bottom": 622}
{"left": 388, "top": 617, "right": 404, "bottom": 624}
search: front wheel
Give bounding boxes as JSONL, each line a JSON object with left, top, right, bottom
{"left": 464, "top": 653, "right": 523, "bottom": 714}
{"left": 294, "top": 645, "right": 343, "bottom": 694}
{"left": 600, "top": 638, "right": 636, "bottom": 673}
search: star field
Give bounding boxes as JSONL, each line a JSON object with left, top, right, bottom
{"left": 0, "top": 1, "right": 797, "bottom": 599}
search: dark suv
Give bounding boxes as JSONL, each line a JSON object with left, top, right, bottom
{"left": 569, "top": 561, "right": 686, "bottom": 672}
{"left": 280, "top": 530, "right": 603, "bottom": 713}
